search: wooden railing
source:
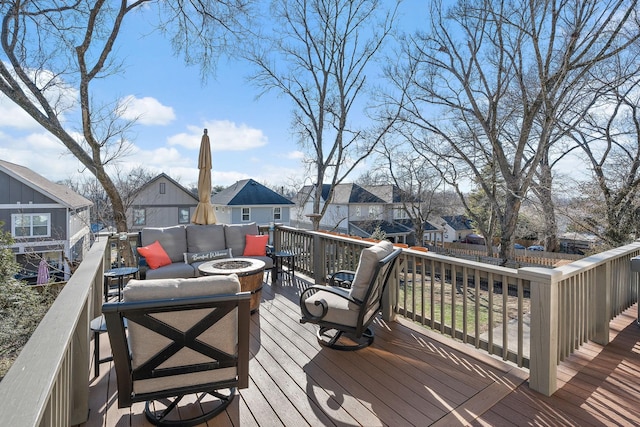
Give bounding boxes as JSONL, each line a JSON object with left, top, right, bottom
{"left": 0, "top": 236, "right": 108, "bottom": 426}
{"left": 0, "top": 226, "right": 637, "bottom": 423}
{"left": 276, "top": 226, "right": 640, "bottom": 396}
{"left": 0, "top": 231, "right": 144, "bottom": 426}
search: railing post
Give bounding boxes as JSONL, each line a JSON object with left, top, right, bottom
{"left": 312, "top": 233, "right": 324, "bottom": 285}
{"left": 593, "top": 262, "right": 611, "bottom": 345}
{"left": 382, "top": 260, "right": 399, "bottom": 322}
{"left": 519, "top": 267, "right": 562, "bottom": 396}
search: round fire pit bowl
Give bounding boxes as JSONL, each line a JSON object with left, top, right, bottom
{"left": 198, "top": 258, "right": 266, "bottom": 313}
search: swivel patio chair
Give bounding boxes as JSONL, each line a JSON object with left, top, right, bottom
{"left": 300, "top": 240, "right": 402, "bottom": 350}
{"left": 102, "top": 275, "right": 250, "bottom": 426}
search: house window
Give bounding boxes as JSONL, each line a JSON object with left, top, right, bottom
{"left": 368, "top": 206, "right": 376, "bottom": 218}
{"left": 394, "top": 208, "right": 408, "bottom": 219}
{"left": 242, "top": 207, "right": 250, "bottom": 221}
{"left": 11, "top": 213, "right": 51, "bottom": 238}
{"left": 355, "top": 207, "right": 361, "bottom": 217}
{"left": 133, "top": 208, "right": 146, "bottom": 226}
{"left": 273, "top": 207, "right": 281, "bottom": 220}
{"left": 178, "top": 208, "right": 190, "bottom": 224}
{"left": 159, "top": 182, "right": 166, "bottom": 194}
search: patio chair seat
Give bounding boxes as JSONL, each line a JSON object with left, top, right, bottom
{"left": 300, "top": 241, "right": 402, "bottom": 350}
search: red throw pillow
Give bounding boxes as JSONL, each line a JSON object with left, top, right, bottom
{"left": 243, "top": 234, "right": 268, "bottom": 256}
{"left": 137, "top": 240, "right": 172, "bottom": 269}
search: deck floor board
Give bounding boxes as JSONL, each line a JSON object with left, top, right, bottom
{"left": 80, "top": 272, "right": 639, "bottom": 426}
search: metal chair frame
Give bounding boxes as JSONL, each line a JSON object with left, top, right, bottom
{"left": 300, "top": 248, "right": 401, "bottom": 350}
{"left": 103, "top": 292, "right": 250, "bottom": 426}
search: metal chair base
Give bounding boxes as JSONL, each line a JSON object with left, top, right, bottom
{"left": 144, "top": 388, "right": 235, "bottom": 427}
{"left": 317, "top": 327, "right": 374, "bottom": 351}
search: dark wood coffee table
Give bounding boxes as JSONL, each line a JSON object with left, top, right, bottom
{"left": 198, "top": 258, "right": 265, "bottom": 313}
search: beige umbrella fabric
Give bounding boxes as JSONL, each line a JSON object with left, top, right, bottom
{"left": 191, "top": 129, "right": 217, "bottom": 224}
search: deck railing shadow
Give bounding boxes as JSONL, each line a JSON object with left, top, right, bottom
{"left": 0, "top": 226, "right": 638, "bottom": 426}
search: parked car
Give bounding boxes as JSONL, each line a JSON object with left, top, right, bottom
{"left": 514, "top": 243, "right": 526, "bottom": 250}
{"left": 527, "top": 245, "right": 544, "bottom": 251}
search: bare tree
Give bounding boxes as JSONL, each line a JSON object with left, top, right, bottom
{"left": 386, "top": 0, "right": 640, "bottom": 261}
{"left": 0, "top": 1, "right": 248, "bottom": 233}
{"left": 566, "top": 76, "right": 640, "bottom": 246}
{"left": 369, "top": 138, "right": 444, "bottom": 246}
{"left": 245, "top": 0, "right": 398, "bottom": 230}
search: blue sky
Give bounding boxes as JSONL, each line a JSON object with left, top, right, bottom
{"left": 0, "top": 1, "right": 427, "bottom": 192}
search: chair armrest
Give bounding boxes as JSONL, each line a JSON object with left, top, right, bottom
{"left": 299, "top": 284, "right": 360, "bottom": 322}
{"left": 327, "top": 270, "right": 356, "bottom": 288}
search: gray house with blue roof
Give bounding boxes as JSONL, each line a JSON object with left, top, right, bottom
{"left": 212, "top": 179, "right": 294, "bottom": 226}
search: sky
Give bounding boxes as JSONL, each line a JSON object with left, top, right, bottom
{"left": 0, "top": 1, "right": 427, "bottom": 192}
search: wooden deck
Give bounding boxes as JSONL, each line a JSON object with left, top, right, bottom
{"left": 80, "top": 272, "right": 640, "bottom": 426}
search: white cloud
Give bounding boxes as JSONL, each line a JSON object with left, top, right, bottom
{"left": 118, "top": 95, "right": 175, "bottom": 125}
{"left": 0, "top": 131, "right": 87, "bottom": 182}
{"left": 168, "top": 120, "right": 268, "bottom": 151}
{"left": 0, "top": 96, "right": 45, "bottom": 130}
{"left": 286, "top": 150, "right": 305, "bottom": 160}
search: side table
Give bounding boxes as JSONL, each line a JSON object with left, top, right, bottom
{"left": 271, "top": 251, "right": 295, "bottom": 284}
{"left": 103, "top": 266, "right": 138, "bottom": 301}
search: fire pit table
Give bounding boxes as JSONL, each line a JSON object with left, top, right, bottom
{"left": 198, "top": 258, "right": 265, "bottom": 313}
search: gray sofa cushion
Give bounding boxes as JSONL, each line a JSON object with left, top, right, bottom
{"left": 141, "top": 225, "right": 187, "bottom": 263}
{"left": 186, "top": 224, "right": 226, "bottom": 253}
{"left": 224, "top": 223, "right": 259, "bottom": 257}
{"left": 145, "top": 262, "right": 195, "bottom": 280}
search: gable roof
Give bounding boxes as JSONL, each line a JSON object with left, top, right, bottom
{"left": 441, "top": 215, "right": 474, "bottom": 231}
{"left": 362, "top": 184, "right": 417, "bottom": 203}
{"left": 212, "top": 179, "right": 294, "bottom": 206}
{"left": 0, "top": 159, "right": 92, "bottom": 209}
{"left": 350, "top": 220, "right": 414, "bottom": 237}
{"left": 139, "top": 173, "right": 198, "bottom": 202}
{"left": 396, "top": 219, "right": 440, "bottom": 231}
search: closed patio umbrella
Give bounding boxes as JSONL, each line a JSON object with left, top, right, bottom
{"left": 36, "top": 258, "right": 50, "bottom": 285}
{"left": 191, "top": 129, "right": 217, "bottom": 224}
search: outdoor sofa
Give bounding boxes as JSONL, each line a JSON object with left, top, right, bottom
{"left": 137, "top": 222, "right": 274, "bottom": 280}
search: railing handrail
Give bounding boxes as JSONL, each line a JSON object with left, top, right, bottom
{"left": 0, "top": 238, "right": 108, "bottom": 426}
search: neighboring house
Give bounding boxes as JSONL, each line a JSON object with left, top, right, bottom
{"left": 0, "top": 159, "right": 93, "bottom": 280}
{"left": 212, "top": 179, "right": 294, "bottom": 226}
{"left": 438, "top": 215, "right": 476, "bottom": 243}
{"left": 294, "top": 183, "right": 417, "bottom": 243}
{"left": 127, "top": 173, "right": 199, "bottom": 231}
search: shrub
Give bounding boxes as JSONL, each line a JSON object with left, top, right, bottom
{"left": 0, "top": 224, "right": 57, "bottom": 380}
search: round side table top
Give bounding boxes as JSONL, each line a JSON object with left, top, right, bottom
{"left": 198, "top": 258, "right": 266, "bottom": 276}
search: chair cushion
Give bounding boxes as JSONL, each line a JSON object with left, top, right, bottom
{"left": 349, "top": 241, "right": 394, "bottom": 303}
{"left": 124, "top": 274, "right": 241, "bottom": 301}
{"left": 243, "top": 234, "right": 268, "bottom": 256}
{"left": 304, "top": 287, "right": 359, "bottom": 326}
{"left": 186, "top": 224, "right": 226, "bottom": 253}
{"left": 224, "top": 223, "right": 259, "bottom": 257}
{"left": 143, "top": 262, "right": 196, "bottom": 280}
{"left": 124, "top": 275, "right": 242, "bottom": 395}
{"left": 136, "top": 241, "right": 172, "bottom": 270}
{"left": 141, "top": 225, "right": 187, "bottom": 263}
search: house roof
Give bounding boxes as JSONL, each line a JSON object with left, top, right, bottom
{"left": 0, "top": 159, "right": 92, "bottom": 209}
{"left": 362, "top": 184, "right": 417, "bottom": 203}
{"left": 212, "top": 179, "right": 294, "bottom": 206}
{"left": 141, "top": 173, "right": 199, "bottom": 202}
{"left": 350, "top": 220, "right": 414, "bottom": 237}
{"left": 441, "top": 215, "right": 474, "bottom": 231}
{"left": 396, "top": 219, "right": 440, "bottom": 231}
